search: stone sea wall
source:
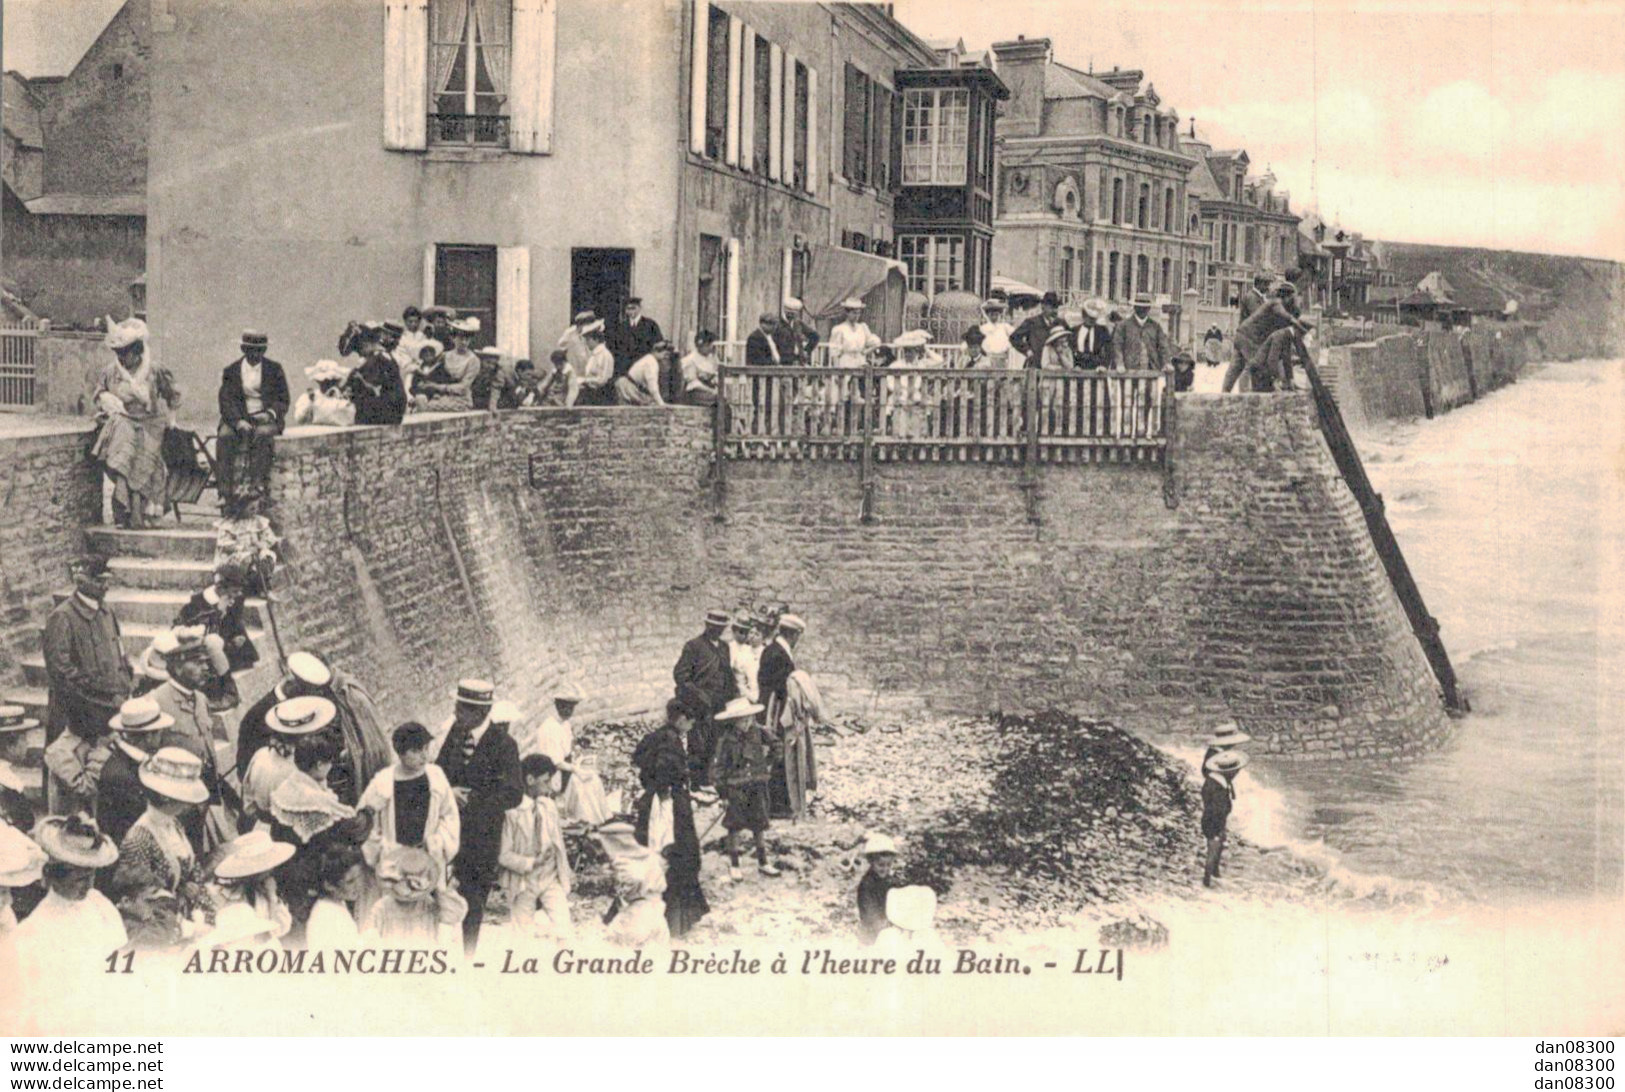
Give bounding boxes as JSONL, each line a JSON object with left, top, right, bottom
{"left": 261, "top": 398, "right": 1448, "bottom": 758}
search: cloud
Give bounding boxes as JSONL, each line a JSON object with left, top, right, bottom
{"left": 1192, "top": 88, "right": 1383, "bottom": 160}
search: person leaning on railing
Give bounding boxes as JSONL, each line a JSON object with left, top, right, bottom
{"left": 1232, "top": 283, "right": 1314, "bottom": 394}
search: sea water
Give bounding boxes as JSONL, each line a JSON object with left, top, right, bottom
{"left": 1240, "top": 358, "right": 1625, "bottom": 907}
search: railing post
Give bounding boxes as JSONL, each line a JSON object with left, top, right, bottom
{"left": 1160, "top": 362, "right": 1178, "bottom": 508}
{"left": 711, "top": 364, "right": 728, "bottom": 521}
{"left": 859, "top": 361, "right": 876, "bottom": 523}
{"left": 1020, "top": 366, "right": 1041, "bottom": 524}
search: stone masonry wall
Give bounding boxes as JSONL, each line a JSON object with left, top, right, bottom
{"left": 1328, "top": 323, "right": 1545, "bottom": 424}
{"left": 263, "top": 399, "right": 1449, "bottom": 758}
{"left": 0, "top": 424, "right": 98, "bottom": 686}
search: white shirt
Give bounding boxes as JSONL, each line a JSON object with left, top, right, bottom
{"left": 624, "top": 354, "right": 665, "bottom": 404}
{"left": 730, "top": 641, "right": 761, "bottom": 703}
{"left": 979, "top": 321, "right": 1014, "bottom": 355}
{"left": 240, "top": 359, "right": 264, "bottom": 416}
{"left": 681, "top": 350, "right": 719, "bottom": 391}
{"left": 534, "top": 716, "right": 572, "bottom": 766}
{"left": 13, "top": 889, "right": 127, "bottom": 965}
{"left": 582, "top": 344, "right": 615, "bottom": 387}
{"left": 828, "top": 321, "right": 879, "bottom": 366}
{"left": 306, "top": 898, "right": 361, "bottom": 948}
{"left": 243, "top": 747, "right": 296, "bottom": 818}
{"left": 398, "top": 330, "right": 432, "bottom": 360}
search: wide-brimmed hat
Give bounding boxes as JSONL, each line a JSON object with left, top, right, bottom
{"left": 286, "top": 651, "right": 332, "bottom": 689}
{"left": 104, "top": 317, "right": 148, "bottom": 351}
{"left": 1209, "top": 722, "right": 1251, "bottom": 747}
{"left": 477, "top": 346, "right": 503, "bottom": 359}
{"left": 841, "top": 297, "right": 866, "bottom": 310}
{"left": 138, "top": 747, "right": 210, "bottom": 805}
{"left": 305, "top": 359, "right": 350, "bottom": 383}
{"left": 885, "top": 885, "right": 937, "bottom": 932}
{"left": 893, "top": 329, "right": 931, "bottom": 350}
{"left": 572, "top": 310, "right": 597, "bottom": 325}
{"left": 552, "top": 682, "right": 585, "bottom": 704}
{"left": 375, "top": 844, "right": 440, "bottom": 897}
{"left": 139, "top": 625, "right": 211, "bottom": 681}
{"left": 714, "top": 697, "right": 764, "bottom": 722}
{"left": 982, "top": 297, "right": 1007, "bottom": 312}
{"left": 1044, "top": 324, "right": 1073, "bottom": 346}
{"left": 704, "top": 608, "right": 731, "bottom": 628}
{"left": 776, "top": 613, "right": 806, "bottom": 633}
{"left": 449, "top": 317, "right": 481, "bottom": 335}
{"left": 453, "top": 679, "right": 495, "bottom": 706}
{"left": 782, "top": 297, "right": 804, "bottom": 312}
{"left": 34, "top": 813, "right": 119, "bottom": 869}
{"left": 1205, "top": 750, "right": 1250, "bottom": 774}
{"left": 863, "top": 832, "right": 898, "bottom": 857}
{"left": 213, "top": 829, "right": 296, "bottom": 880}
{"left": 1082, "top": 297, "right": 1109, "bottom": 320}
{"left": 0, "top": 823, "right": 46, "bottom": 887}
{"left": 380, "top": 321, "right": 404, "bottom": 336}
{"left": 107, "top": 696, "right": 173, "bottom": 734}
{"left": 489, "top": 700, "right": 521, "bottom": 725}
{"left": 0, "top": 704, "right": 40, "bottom": 734}
{"left": 1132, "top": 293, "right": 1155, "bottom": 307}
{"left": 267, "top": 695, "right": 337, "bottom": 736}
{"left": 581, "top": 319, "right": 606, "bottom": 336}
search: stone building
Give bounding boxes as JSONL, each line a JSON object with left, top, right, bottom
{"left": 1179, "top": 128, "right": 1301, "bottom": 309}
{"left": 146, "top": 0, "right": 939, "bottom": 403}
{"left": 988, "top": 38, "right": 1205, "bottom": 311}
{"left": 1, "top": 0, "right": 148, "bottom": 326}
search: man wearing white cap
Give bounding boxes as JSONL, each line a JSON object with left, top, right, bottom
{"left": 528, "top": 685, "right": 608, "bottom": 825}
{"left": 437, "top": 679, "right": 523, "bottom": 954}
{"left": 94, "top": 697, "right": 174, "bottom": 847}
{"left": 777, "top": 298, "right": 820, "bottom": 365}
{"left": 828, "top": 298, "right": 880, "bottom": 368}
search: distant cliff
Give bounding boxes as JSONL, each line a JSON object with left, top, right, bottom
{"left": 1377, "top": 241, "right": 1624, "bottom": 359}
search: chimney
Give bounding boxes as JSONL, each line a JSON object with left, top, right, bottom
{"left": 1096, "top": 67, "right": 1144, "bottom": 93}
{"left": 990, "top": 37, "right": 1052, "bottom": 138}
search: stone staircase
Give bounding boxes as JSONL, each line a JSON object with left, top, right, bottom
{"left": 3, "top": 498, "right": 276, "bottom": 760}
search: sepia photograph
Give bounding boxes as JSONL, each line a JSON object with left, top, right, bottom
{"left": 0, "top": 0, "right": 1621, "bottom": 1042}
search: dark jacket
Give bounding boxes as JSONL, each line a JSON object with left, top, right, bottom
{"left": 218, "top": 357, "right": 291, "bottom": 429}
{"left": 95, "top": 744, "right": 149, "bottom": 846}
{"left": 673, "top": 634, "right": 737, "bottom": 715}
{"left": 757, "top": 639, "right": 795, "bottom": 715}
{"left": 176, "top": 589, "right": 258, "bottom": 673}
{"left": 346, "top": 351, "right": 408, "bottom": 425}
{"left": 857, "top": 867, "right": 894, "bottom": 944}
{"left": 1200, "top": 775, "right": 1234, "bottom": 838}
{"left": 610, "top": 317, "right": 664, "bottom": 374}
{"left": 1010, "top": 312, "right": 1062, "bottom": 361}
{"left": 1235, "top": 298, "right": 1305, "bottom": 353}
{"left": 1073, "top": 320, "right": 1112, "bottom": 370}
{"left": 1237, "top": 286, "right": 1268, "bottom": 324}
{"left": 773, "top": 321, "right": 820, "bottom": 365}
{"left": 744, "top": 328, "right": 784, "bottom": 366}
{"left": 438, "top": 721, "right": 523, "bottom": 873}
{"left": 1109, "top": 316, "right": 1171, "bottom": 372}
{"left": 43, "top": 595, "right": 133, "bottom": 735}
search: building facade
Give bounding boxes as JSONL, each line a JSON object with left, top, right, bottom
{"left": 989, "top": 39, "right": 1205, "bottom": 312}
{"left": 147, "top": 0, "right": 937, "bottom": 405}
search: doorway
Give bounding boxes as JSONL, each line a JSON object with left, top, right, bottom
{"left": 570, "top": 248, "right": 634, "bottom": 329}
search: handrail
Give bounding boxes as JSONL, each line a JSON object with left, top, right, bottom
{"left": 1293, "top": 330, "right": 1468, "bottom": 713}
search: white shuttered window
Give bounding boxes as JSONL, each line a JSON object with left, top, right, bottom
{"left": 508, "top": 0, "right": 556, "bottom": 154}
{"left": 496, "top": 247, "right": 531, "bottom": 358}
{"left": 384, "top": 0, "right": 431, "bottom": 150}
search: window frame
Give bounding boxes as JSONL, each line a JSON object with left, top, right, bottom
{"left": 901, "top": 86, "right": 969, "bottom": 187}
{"left": 428, "top": 0, "right": 513, "bottom": 148}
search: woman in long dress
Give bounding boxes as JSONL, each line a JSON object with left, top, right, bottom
{"left": 110, "top": 747, "right": 215, "bottom": 948}
{"left": 92, "top": 317, "right": 180, "bottom": 529}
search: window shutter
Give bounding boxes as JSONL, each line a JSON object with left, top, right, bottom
{"left": 888, "top": 87, "right": 903, "bottom": 192}
{"left": 509, "top": 0, "right": 557, "bottom": 154}
{"left": 781, "top": 247, "right": 793, "bottom": 306}
{"left": 724, "top": 16, "right": 741, "bottom": 167}
{"left": 724, "top": 237, "right": 741, "bottom": 344}
{"left": 781, "top": 52, "right": 796, "bottom": 181}
{"left": 423, "top": 243, "right": 438, "bottom": 309}
{"left": 496, "top": 247, "right": 531, "bottom": 359}
{"left": 842, "top": 63, "right": 860, "bottom": 182}
{"left": 688, "top": 0, "right": 708, "bottom": 154}
{"left": 869, "top": 81, "right": 887, "bottom": 190}
{"left": 383, "top": 0, "right": 429, "bottom": 151}
{"left": 767, "top": 44, "right": 782, "bottom": 181}
{"left": 739, "top": 26, "right": 756, "bottom": 173}
{"left": 804, "top": 66, "right": 817, "bottom": 195}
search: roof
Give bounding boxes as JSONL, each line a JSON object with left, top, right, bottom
{"left": 2, "top": 72, "right": 43, "bottom": 148}
{"left": 1185, "top": 154, "right": 1224, "bottom": 200}
{"left": 23, "top": 192, "right": 144, "bottom": 216}
{"left": 1, "top": 0, "right": 125, "bottom": 79}
{"left": 1045, "top": 62, "right": 1124, "bottom": 102}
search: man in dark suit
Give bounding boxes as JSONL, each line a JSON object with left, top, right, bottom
{"left": 1073, "top": 298, "right": 1113, "bottom": 370}
{"left": 673, "top": 610, "right": 738, "bottom": 786}
{"left": 217, "top": 330, "right": 290, "bottom": 501}
{"left": 95, "top": 697, "right": 170, "bottom": 848}
{"left": 756, "top": 613, "right": 802, "bottom": 718}
{"left": 774, "top": 299, "right": 820, "bottom": 364}
{"left": 1011, "top": 291, "right": 1064, "bottom": 366}
{"left": 744, "top": 312, "right": 783, "bottom": 365}
{"left": 435, "top": 680, "right": 522, "bottom": 956}
{"left": 608, "top": 297, "right": 664, "bottom": 378}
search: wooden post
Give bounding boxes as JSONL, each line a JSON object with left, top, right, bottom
{"left": 859, "top": 362, "right": 876, "bottom": 523}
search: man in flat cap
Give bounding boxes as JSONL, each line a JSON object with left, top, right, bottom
{"left": 217, "top": 329, "right": 290, "bottom": 501}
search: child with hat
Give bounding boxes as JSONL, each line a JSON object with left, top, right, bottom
{"left": 709, "top": 697, "right": 780, "bottom": 881}
{"left": 197, "top": 829, "right": 295, "bottom": 951}
{"left": 213, "top": 490, "right": 280, "bottom": 596}
{"left": 496, "top": 753, "right": 573, "bottom": 941}
{"left": 364, "top": 844, "right": 467, "bottom": 946}
{"left": 856, "top": 831, "right": 900, "bottom": 945}
{"left": 1201, "top": 749, "right": 1250, "bottom": 888}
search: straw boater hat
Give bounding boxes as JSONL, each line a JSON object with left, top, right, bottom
{"left": 572, "top": 310, "right": 597, "bottom": 326}
{"left": 305, "top": 359, "right": 350, "bottom": 384}
{"left": 783, "top": 297, "right": 804, "bottom": 312}
{"left": 0, "top": 703, "right": 40, "bottom": 734}
{"left": 1209, "top": 722, "right": 1251, "bottom": 748}
{"left": 776, "top": 613, "right": 806, "bottom": 634}
{"left": 704, "top": 608, "right": 731, "bottom": 628}
{"left": 553, "top": 682, "right": 585, "bottom": 705}
{"left": 33, "top": 813, "right": 119, "bottom": 870}
{"left": 104, "top": 317, "right": 148, "bottom": 351}
{"left": 0, "top": 822, "right": 46, "bottom": 888}
{"left": 240, "top": 330, "right": 270, "bottom": 349}
{"left": 885, "top": 885, "right": 937, "bottom": 933}
{"left": 286, "top": 651, "right": 332, "bottom": 689}
{"left": 266, "top": 695, "right": 337, "bottom": 737}
{"left": 139, "top": 626, "right": 211, "bottom": 682}
{"left": 453, "top": 679, "right": 495, "bottom": 706}
{"left": 107, "top": 696, "right": 173, "bottom": 735}
{"left": 489, "top": 700, "right": 521, "bottom": 725}
{"left": 1204, "top": 750, "right": 1250, "bottom": 775}
{"left": 213, "top": 829, "right": 296, "bottom": 881}
{"left": 1082, "top": 297, "right": 1109, "bottom": 321}
{"left": 477, "top": 346, "right": 503, "bottom": 359}
{"left": 841, "top": 297, "right": 866, "bottom": 311}
{"left": 449, "top": 317, "right": 481, "bottom": 335}
{"left": 714, "top": 697, "right": 764, "bottom": 722}
{"left": 1044, "top": 323, "right": 1074, "bottom": 347}
{"left": 138, "top": 747, "right": 210, "bottom": 805}
{"left": 893, "top": 329, "right": 931, "bottom": 350}
{"left": 862, "top": 832, "right": 898, "bottom": 857}
{"left": 582, "top": 319, "right": 606, "bottom": 336}
{"left": 1132, "top": 292, "right": 1155, "bottom": 307}
{"left": 983, "top": 297, "right": 1007, "bottom": 312}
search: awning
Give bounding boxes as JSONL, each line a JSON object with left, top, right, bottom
{"left": 991, "top": 275, "right": 1042, "bottom": 298}
{"left": 802, "top": 246, "right": 908, "bottom": 341}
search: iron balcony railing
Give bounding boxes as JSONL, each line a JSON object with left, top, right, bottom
{"left": 428, "top": 113, "right": 511, "bottom": 146}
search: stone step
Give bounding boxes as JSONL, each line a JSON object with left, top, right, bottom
{"left": 118, "top": 620, "right": 268, "bottom": 659}
{"left": 106, "top": 556, "right": 217, "bottom": 591}
{"left": 86, "top": 525, "right": 218, "bottom": 561}
{"left": 50, "top": 587, "right": 267, "bottom": 629}
{"left": 0, "top": 688, "right": 48, "bottom": 770}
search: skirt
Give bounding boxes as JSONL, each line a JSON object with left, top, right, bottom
{"left": 93, "top": 413, "right": 168, "bottom": 501}
{"left": 721, "top": 782, "right": 771, "bottom": 833}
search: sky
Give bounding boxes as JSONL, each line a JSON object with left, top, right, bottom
{"left": 895, "top": 0, "right": 1625, "bottom": 261}
{"left": 2, "top": 0, "right": 124, "bottom": 78}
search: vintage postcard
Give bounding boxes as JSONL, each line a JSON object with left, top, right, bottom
{"left": 0, "top": 0, "right": 1621, "bottom": 1038}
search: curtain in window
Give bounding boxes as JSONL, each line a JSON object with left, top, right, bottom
{"left": 472, "top": 0, "right": 510, "bottom": 100}
{"left": 431, "top": 0, "right": 469, "bottom": 101}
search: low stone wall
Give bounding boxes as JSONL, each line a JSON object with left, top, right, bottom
{"left": 0, "top": 423, "right": 99, "bottom": 686}
{"left": 261, "top": 400, "right": 1449, "bottom": 758}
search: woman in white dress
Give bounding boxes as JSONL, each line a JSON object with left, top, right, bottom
{"left": 14, "top": 814, "right": 127, "bottom": 966}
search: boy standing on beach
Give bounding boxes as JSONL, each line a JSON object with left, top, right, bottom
{"left": 856, "top": 832, "right": 900, "bottom": 944}
{"left": 1202, "top": 750, "right": 1249, "bottom": 887}
{"left": 709, "top": 698, "right": 780, "bottom": 882}
{"left": 497, "top": 754, "right": 573, "bottom": 939}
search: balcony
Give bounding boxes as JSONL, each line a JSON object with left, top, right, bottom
{"left": 429, "top": 114, "right": 511, "bottom": 147}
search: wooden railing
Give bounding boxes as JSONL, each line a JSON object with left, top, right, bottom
{"left": 716, "top": 365, "right": 1169, "bottom": 465}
